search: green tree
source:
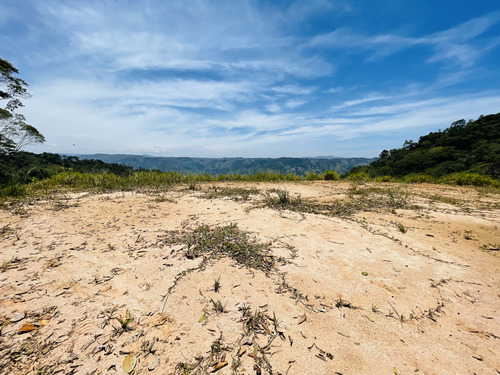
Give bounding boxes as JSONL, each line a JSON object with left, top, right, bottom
{"left": 0, "top": 58, "right": 44, "bottom": 154}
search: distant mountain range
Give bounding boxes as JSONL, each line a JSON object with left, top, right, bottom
{"left": 79, "top": 154, "right": 377, "bottom": 176}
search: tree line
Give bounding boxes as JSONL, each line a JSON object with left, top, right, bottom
{"left": 345, "top": 113, "right": 500, "bottom": 179}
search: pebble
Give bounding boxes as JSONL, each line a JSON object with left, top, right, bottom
{"left": 148, "top": 358, "right": 159, "bottom": 371}
{"left": 10, "top": 312, "right": 25, "bottom": 323}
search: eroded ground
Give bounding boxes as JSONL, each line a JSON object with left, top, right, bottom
{"left": 0, "top": 182, "right": 499, "bottom": 374}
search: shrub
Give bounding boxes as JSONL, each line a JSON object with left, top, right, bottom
{"left": 305, "top": 172, "right": 322, "bottom": 181}
{"left": 443, "top": 173, "right": 500, "bottom": 187}
{"left": 323, "top": 170, "right": 340, "bottom": 180}
{"left": 0, "top": 184, "right": 26, "bottom": 198}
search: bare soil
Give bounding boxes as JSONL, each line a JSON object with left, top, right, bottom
{"left": 0, "top": 181, "right": 499, "bottom": 375}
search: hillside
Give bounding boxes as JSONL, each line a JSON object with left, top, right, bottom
{"left": 364, "top": 113, "right": 500, "bottom": 178}
{"left": 0, "top": 152, "right": 133, "bottom": 185}
{"left": 80, "top": 155, "right": 376, "bottom": 176}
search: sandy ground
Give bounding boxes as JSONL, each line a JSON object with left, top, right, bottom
{"left": 0, "top": 181, "right": 499, "bottom": 375}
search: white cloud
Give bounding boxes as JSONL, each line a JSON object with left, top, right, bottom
{"left": 286, "top": 99, "right": 307, "bottom": 109}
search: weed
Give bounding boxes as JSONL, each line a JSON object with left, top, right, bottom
{"left": 271, "top": 311, "right": 280, "bottom": 332}
{"left": 396, "top": 223, "right": 407, "bottom": 233}
{"left": 141, "top": 337, "right": 157, "bottom": 354}
{"left": 291, "top": 288, "right": 304, "bottom": 302}
{"left": 210, "top": 299, "right": 226, "bottom": 313}
{"left": 335, "top": 298, "right": 355, "bottom": 309}
{"left": 175, "top": 362, "right": 192, "bottom": 375}
{"left": 238, "top": 303, "right": 251, "bottom": 318}
{"left": 464, "top": 230, "right": 474, "bottom": 240}
{"left": 386, "top": 188, "right": 410, "bottom": 210}
{"left": 114, "top": 310, "right": 134, "bottom": 334}
{"left": 264, "top": 189, "right": 319, "bottom": 214}
{"left": 213, "top": 276, "right": 222, "bottom": 292}
{"left": 371, "top": 304, "right": 380, "bottom": 313}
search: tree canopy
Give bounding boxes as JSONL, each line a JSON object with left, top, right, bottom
{"left": 0, "top": 58, "right": 45, "bottom": 154}
{"left": 358, "top": 113, "right": 500, "bottom": 178}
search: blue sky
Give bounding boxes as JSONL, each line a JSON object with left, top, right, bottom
{"left": 1, "top": 0, "right": 500, "bottom": 157}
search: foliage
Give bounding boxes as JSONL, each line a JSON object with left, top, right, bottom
{"left": 323, "top": 170, "right": 340, "bottom": 180}
{"left": 305, "top": 172, "right": 322, "bottom": 181}
{"left": 0, "top": 151, "right": 133, "bottom": 185}
{"left": 363, "top": 114, "right": 500, "bottom": 179}
{"left": 345, "top": 171, "right": 371, "bottom": 182}
{"left": 442, "top": 172, "right": 500, "bottom": 187}
{"left": 1, "top": 58, "right": 45, "bottom": 154}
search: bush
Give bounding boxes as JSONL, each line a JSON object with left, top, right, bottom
{"left": 443, "top": 173, "right": 500, "bottom": 187}
{"left": 323, "top": 170, "right": 340, "bottom": 180}
{"left": 0, "top": 184, "right": 26, "bottom": 198}
{"left": 305, "top": 172, "right": 322, "bottom": 181}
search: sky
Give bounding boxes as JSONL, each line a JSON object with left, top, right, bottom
{"left": 1, "top": 0, "right": 500, "bottom": 158}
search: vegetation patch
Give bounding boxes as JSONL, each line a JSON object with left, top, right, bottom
{"left": 160, "top": 223, "right": 275, "bottom": 273}
{"left": 203, "top": 186, "right": 260, "bottom": 201}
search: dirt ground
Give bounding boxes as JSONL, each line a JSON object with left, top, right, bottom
{"left": 0, "top": 181, "right": 499, "bottom": 375}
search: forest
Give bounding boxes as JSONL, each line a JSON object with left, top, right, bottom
{"left": 346, "top": 113, "right": 500, "bottom": 179}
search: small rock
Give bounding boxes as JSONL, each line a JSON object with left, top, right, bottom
{"left": 148, "top": 358, "right": 159, "bottom": 371}
{"left": 10, "top": 312, "right": 25, "bottom": 323}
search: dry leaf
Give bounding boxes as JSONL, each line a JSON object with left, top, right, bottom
{"left": 123, "top": 353, "right": 137, "bottom": 373}
{"left": 248, "top": 347, "right": 258, "bottom": 358}
{"left": 211, "top": 361, "right": 228, "bottom": 372}
{"left": 262, "top": 322, "right": 271, "bottom": 335}
{"left": 298, "top": 314, "right": 307, "bottom": 325}
{"left": 18, "top": 322, "right": 37, "bottom": 334}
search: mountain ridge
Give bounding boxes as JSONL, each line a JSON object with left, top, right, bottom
{"left": 78, "top": 154, "right": 377, "bottom": 176}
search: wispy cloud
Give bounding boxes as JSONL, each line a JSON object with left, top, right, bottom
{"left": 309, "top": 11, "right": 500, "bottom": 67}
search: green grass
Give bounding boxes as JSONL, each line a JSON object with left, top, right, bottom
{"left": 442, "top": 172, "right": 500, "bottom": 187}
